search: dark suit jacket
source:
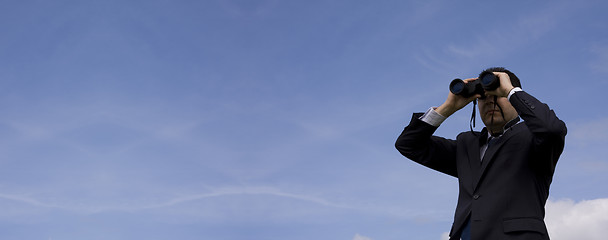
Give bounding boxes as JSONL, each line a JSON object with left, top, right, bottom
{"left": 395, "top": 91, "right": 566, "bottom": 240}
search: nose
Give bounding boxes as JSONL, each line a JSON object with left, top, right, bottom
{"left": 482, "top": 97, "right": 495, "bottom": 105}
{"left": 485, "top": 94, "right": 501, "bottom": 103}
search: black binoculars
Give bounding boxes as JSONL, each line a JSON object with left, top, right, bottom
{"left": 449, "top": 71, "right": 501, "bottom": 98}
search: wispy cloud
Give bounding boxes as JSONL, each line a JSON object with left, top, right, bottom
{"left": 567, "top": 117, "right": 608, "bottom": 145}
{"left": 0, "top": 182, "right": 453, "bottom": 223}
{"left": 446, "top": 7, "right": 560, "bottom": 59}
{"left": 139, "top": 186, "right": 353, "bottom": 210}
{"left": 416, "top": 1, "right": 575, "bottom": 71}
{"left": 589, "top": 43, "right": 608, "bottom": 73}
{"left": 353, "top": 233, "right": 374, "bottom": 240}
{"left": 0, "top": 193, "right": 59, "bottom": 209}
{"left": 0, "top": 186, "right": 352, "bottom": 215}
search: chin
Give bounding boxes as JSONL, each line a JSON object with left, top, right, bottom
{"left": 482, "top": 118, "right": 505, "bottom": 127}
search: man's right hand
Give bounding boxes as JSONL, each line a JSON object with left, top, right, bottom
{"left": 435, "top": 78, "right": 481, "bottom": 117}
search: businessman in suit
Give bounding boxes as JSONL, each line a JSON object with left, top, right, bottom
{"left": 395, "top": 67, "right": 567, "bottom": 240}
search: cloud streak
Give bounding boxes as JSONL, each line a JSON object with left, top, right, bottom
{"left": 0, "top": 186, "right": 353, "bottom": 215}
{"left": 140, "top": 186, "right": 353, "bottom": 210}
{"left": 0, "top": 184, "right": 452, "bottom": 222}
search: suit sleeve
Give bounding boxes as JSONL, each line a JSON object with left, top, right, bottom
{"left": 509, "top": 91, "right": 567, "bottom": 171}
{"left": 395, "top": 113, "right": 459, "bottom": 177}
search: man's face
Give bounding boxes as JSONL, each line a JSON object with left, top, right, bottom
{"left": 478, "top": 95, "right": 518, "bottom": 133}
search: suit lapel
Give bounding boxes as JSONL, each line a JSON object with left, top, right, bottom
{"left": 473, "top": 123, "right": 523, "bottom": 191}
{"left": 467, "top": 131, "right": 484, "bottom": 191}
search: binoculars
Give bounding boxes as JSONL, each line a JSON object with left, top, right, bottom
{"left": 449, "top": 71, "right": 500, "bottom": 98}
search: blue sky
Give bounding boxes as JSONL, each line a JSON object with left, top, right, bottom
{"left": 0, "top": 0, "right": 607, "bottom": 239}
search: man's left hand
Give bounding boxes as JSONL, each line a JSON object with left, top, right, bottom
{"left": 484, "top": 72, "right": 515, "bottom": 98}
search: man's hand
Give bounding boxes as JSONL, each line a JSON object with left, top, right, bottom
{"left": 484, "top": 72, "right": 515, "bottom": 98}
{"left": 435, "top": 78, "right": 481, "bottom": 117}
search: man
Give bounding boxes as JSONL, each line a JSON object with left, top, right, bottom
{"left": 395, "top": 67, "right": 567, "bottom": 240}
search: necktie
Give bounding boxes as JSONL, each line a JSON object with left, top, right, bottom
{"left": 487, "top": 136, "right": 497, "bottom": 148}
{"left": 480, "top": 136, "right": 497, "bottom": 161}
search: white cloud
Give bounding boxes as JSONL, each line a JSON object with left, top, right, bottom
{"left": 545, "top": 198, "right": 608, "bottom": 240}
{"left": 438, "top": 198, "right": 608, "bottom": 240}
{"left": 353, "top": 233, "right": 373, "bottom": 240}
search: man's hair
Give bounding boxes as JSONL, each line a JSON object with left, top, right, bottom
{"left": 483, "top": 67, "right": 521, "bottom": 88}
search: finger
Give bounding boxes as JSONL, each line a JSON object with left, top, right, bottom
{"left": 492, "top": 72, "right": 510, "bottom": 81}
{"left": 467, "top": 95, "right": 480, "bottom": 102}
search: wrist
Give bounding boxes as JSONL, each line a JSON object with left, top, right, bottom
{"left": 507, "top": 87, "right": 523, "bottom": 100}
{"left": 419, "top": 107, "right": 447, "bottom": 127}
{"left": 435, "top": 104, "right": 455, "bottom": 117}
{"left": 501, "top": 84, "right": 514, "bottom": 98}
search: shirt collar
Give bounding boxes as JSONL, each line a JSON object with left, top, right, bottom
{"left": 479, "top": 116, "right": 521, "bottom": 144}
